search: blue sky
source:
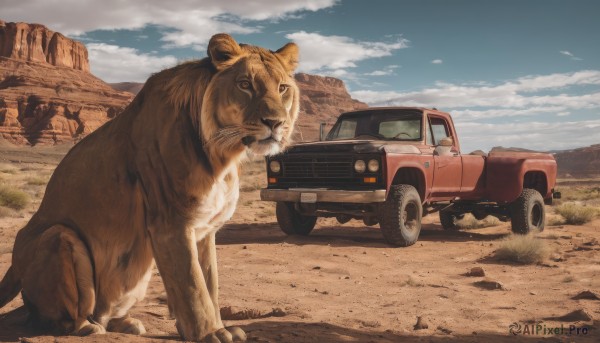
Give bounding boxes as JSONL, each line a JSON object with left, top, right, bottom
{"left": 3, "top": 0, "right": 599, "bottom": 152}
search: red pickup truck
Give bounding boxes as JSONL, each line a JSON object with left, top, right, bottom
{"left": 260, "top": 107, "right": 560, "bottom": 246}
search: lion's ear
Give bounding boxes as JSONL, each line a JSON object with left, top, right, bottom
{"left": 208, "top": 33, "right": 242, "bottom": 70}
{"left": 275, "top": 43, "right": 299, "bottom": 72}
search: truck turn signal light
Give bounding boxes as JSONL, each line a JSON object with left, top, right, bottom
{"left": 363, "top": 177, "right": 377, "bottom": 183}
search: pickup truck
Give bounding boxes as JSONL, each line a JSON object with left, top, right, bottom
{"left": 260, "top": 107, "right": 560, "bottom": 246}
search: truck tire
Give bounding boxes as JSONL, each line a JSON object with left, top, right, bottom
{"left": 379, "top": 185, "right": 422, "bottom": 246}
{"left": 276, "top": 202, "right": 317, "bottom": 236}
{"left": 510, "top": 188, "right": 545, "bottom": 234}
{"left": 439, "top": 210, "right": 458, "bottom": 230}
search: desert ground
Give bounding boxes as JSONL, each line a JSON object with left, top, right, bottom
{"left": 0, "top": 143, "right": 598, "bottom": 342}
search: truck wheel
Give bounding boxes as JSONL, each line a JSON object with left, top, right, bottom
{"left": 379, "top": 185, "right": 422, "bottom": 246}
{"left": 276, "top": 202, "right": 317, "bottom": 236}
{"left": 439, "top": 210, "right": 458, "bottom": 230}
{"left": 510, "top": 188, "right": 545, "bottom": 234}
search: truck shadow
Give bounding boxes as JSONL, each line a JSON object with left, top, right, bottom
{"left": 218, "top": 222, "right": 509, "bottom": 247}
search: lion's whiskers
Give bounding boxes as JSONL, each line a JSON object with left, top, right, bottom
{"left": 207, "top": 126, "right": 246, "bottom": 150}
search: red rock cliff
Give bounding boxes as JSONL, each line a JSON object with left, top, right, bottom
{"left": 293, "top": 73, "right": 367, "bottom": 141}
{"left": 0, "top": 20, "right": 89, "bottom": 72}
{"left": 0, "top": 21, "right": 132, "bottom": 145}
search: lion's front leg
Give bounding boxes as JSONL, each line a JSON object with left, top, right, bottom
{"left": 197, "top": 233, "right": 246, "bottom": 342}
{"left": 150, "top": 225, "right": 226, "bottom": 342}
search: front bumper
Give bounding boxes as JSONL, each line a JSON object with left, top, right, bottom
{"left": 260, "top": 188, "right": 387, "bottom": 203}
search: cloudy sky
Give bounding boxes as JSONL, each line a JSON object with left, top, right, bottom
{"left": 3, "top": 0, "right": 600, "bottom": 152}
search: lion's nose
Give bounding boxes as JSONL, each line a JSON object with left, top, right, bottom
{"left": 260, "top": 118, "right": 283, "bottom": 129}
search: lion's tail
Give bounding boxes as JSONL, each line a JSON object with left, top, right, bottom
{"left": 0, "top": 266, "right": 21, "bottom": 308}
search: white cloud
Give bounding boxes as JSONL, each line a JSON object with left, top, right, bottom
{"left": 560, "top": 50, "right": 583, "bottom": 61}
{"left": 352, "top": 70, "right": 600, "bottom": 110}
{"left": 351, "top": 70, "right": 600, "bottom": 151}
{"left": 456, "top": 119, "right": 600, "bottom": 152}
{"left": 364, "top": 64, "right": 400, "bottom": 76}
{"left": 2, "top": 0, "right": 338, "bottom": 49}
{"left": 431, "top": 59, "right": 443, "bottom": 64}
{"left": 87, "top": 43, "right": 178, "bottom": 82}
{"left": 285, "top": 31, "right": 408, "bottom": 73}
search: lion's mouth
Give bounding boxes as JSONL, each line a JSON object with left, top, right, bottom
{"left": 242, "top": 135, "right": 278, "bottom": 146}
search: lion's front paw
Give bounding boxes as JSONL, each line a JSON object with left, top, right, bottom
{"left": 107, "top": 316, "right": 146, "bottom": 335}
{"left": 202, "top": 327, "right": 246, "bottom": 343}
{"left": 176, "top": 323, "right": 246, "bottom": 343}
{"left": 76, "top": 321, "right": 106, "bottom": 336}
{"left": 226, "top": 326, "right": 247, "bottom": 342}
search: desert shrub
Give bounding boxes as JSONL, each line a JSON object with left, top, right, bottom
{"left": 554, "top": 203, "right": 598, "bottom": 225}
{"left": 494, "top": 234, "right": 549, "bottom": 264}
{"left": 561, "top": 186, "right": 600, "bottom": 202}
{"left": 0, "top": 185, "right": 31, "bottom": 210}
{"left": 455, "top": 214, "right": 500, "bottom": 229}
{"left": 25, "top": 176, "right": 48, "bottom": 186}
{"left": 0, "top": 206, "right": 14, "bottom": 218}
{"left": 546, "top": 215, "right": 566, "bottom": 226}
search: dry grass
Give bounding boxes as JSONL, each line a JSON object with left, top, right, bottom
{"left": 25, "top": 176, "right": 48, "bottom": 186}
{"left": 560, "top": 186, "right": 600, "bottom": 202}
{"left": 0, "top": 206, "right": 15, "bottom": 218}
{"left": 493, "top": 234, "right": 550, "bottom": 264}
{"left": 554, "top": 203, "right": 598, "bottom": 225}
{"left": 400, "top": 275, "right": 424, "bottom": 287}
{"left": 0, "top": 184, "right": 31, "bottom": 210}
{"left": 455, "top": 214, "right": 500, "bottom": 229}
{"left": 240, "top": 183, "right": 263, "bottom": 192}
{"left": 546, "top": 214, "right": 566, "bottom": 226}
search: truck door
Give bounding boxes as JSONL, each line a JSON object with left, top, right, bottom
{"left": 429, "top": 116, "right": 462, "bottom": 197}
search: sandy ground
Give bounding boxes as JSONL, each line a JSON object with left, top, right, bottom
{"left": 0, "top": 144, "right": 599, "bottom": 342}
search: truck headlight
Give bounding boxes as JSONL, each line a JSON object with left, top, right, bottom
{"left": 368, "top": 159, "right": 379, "bottom": 172}
{"left": 354, "top": 160, "right": 366, "bottom": 173}
{"left": 269, "top": 160, "right": 281, "bottom": 173}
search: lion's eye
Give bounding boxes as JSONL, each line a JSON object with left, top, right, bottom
{"left": 239, "top": 81, "right": 251, "bottom": 90}
{"left": 279, "top": 84, "right": 289, "bottom": 94}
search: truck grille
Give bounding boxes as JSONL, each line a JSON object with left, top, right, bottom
{"left": 268, "top": 154, "right": 383, "bottom": 189}
{"left": 282, "top": 156, "right": 353, "bottom": 178}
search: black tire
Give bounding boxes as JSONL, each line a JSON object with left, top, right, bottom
{"left": 510, "top": 188, "right": 545, "bottom": 234}
{"left": 379, "top": 185, "right": 422, "bottom": 246}
{"left": 276, "top": 202, "right": 317, "bottom": 236}
{"left": 439, "top": 210, "right": 458, "bottom": 230}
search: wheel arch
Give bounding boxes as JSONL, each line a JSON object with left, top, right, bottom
{"left": 523, "top": 171, "right": 548, "bottom": 197}
{"left": 390, "top": 167, "right": 426, "bottom": 202}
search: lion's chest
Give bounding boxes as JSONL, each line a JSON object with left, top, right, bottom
{"left": 191, "top": 172, "right": 239, "bottom": 241}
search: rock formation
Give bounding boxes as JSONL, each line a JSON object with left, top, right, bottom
{"left": 293, "top": 73, "right": 367, "bottom": 141}
{"left": 554, "top": 144, "right": 600, "bottom": 177}
{"left": 0, "top": 21, "right": 132, "bottom": 145}
{"left": 0, "top": 20, "right": 89, "bottom": 72}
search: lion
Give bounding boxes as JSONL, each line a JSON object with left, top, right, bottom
{"left": 0, "top": 33, "right": 299, "bottom": 342}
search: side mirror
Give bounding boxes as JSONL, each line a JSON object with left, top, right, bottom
{"left": 438, "top": 137, "right": 453, "bottom": 147}
{"left": 434, "top": 137, "right": 454, "bottom": 156}
{"left": 319, "top": 122, "right": 326, "bottom": 141}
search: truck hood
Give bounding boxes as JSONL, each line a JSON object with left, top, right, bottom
{"left": 284, "top": 140, "right": 422, "bottom": 154}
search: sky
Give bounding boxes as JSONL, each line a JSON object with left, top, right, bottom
{"left": 3, "top": 0, "right": 600, "bottom": 152}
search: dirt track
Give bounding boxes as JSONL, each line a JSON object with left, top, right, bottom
{"left": 0, "top": 147, "right": 599, "bottom": 342}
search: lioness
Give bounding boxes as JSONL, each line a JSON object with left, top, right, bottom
{"left": 0, "top": 33, "right": 299, "bottom": 342}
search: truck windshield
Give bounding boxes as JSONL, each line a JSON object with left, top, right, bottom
{"left": 326, "top": 110, "right": 422, "bottom": 141}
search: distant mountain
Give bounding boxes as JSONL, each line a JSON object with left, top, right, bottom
{"left": 109, "top": 82, "right": 144, "bottom": 95}
{"left": 0, "top": 20, "right": 133, "bottom": 145}
{"left": 553, "top": 144, "right": 600, "bottom": 177}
